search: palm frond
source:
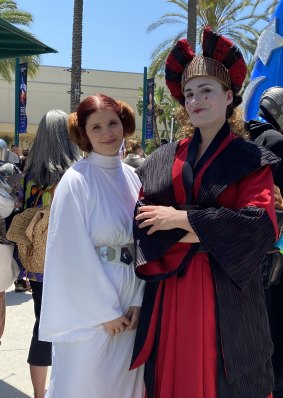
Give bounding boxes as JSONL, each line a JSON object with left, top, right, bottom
{"left": 0, "top": 2, "right": 39, "bottom": 80}
{"left": 146, "top": 0, "right": 280, "bottom": 79}
{"left": 147, "top": 14, "right": 186, "bottom": 33}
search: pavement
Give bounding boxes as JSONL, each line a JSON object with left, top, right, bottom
{"left": 0, "top": 284, "right": 50, "bottom": 398}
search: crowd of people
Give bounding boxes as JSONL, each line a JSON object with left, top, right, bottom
{"left": 1, "top": 26, "right": 283, "bottom": 398}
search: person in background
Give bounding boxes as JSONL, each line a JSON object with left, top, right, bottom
{"left": 246, "top": 86, "right": 283, "bottom": 398}
{"left": 246, "top": 87, "right": 283, "bottom": 196}
{"left": 0, "top": 139, "right": 19, "bottom": 341}
{"left": 10, "top": 144, "right": 21, "bottom": 157}
{"left": 0, "top": 218, "right": 7, "bottom": 343}
{"left": 7, "top": 143, "right": 28, "bottom": 292}
{"left": 130, "top": 27, "right": 277, "bottom": 398}
{"left": 19, "top": 148, "right": 29, "bottom": 172}
{"left": 122, "top": 138, "right": 146, "bottom": 169}
{"left": 19, "top": 110, "right": 80, "bottom": 398}
{"left": 39, "top": 94, "right": 145, "bottom": 398}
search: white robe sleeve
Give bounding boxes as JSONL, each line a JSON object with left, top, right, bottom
{"left": 130, "top": 280, "right": 145, "bottom": 307}
{"left": 39, "top": 167, "right": 123, "bottom": 343}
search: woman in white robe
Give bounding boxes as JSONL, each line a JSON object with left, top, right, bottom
{"left": 39, "top": 94, "right": 145, "bottom": 398}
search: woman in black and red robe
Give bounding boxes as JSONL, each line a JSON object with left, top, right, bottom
{"left": 130, "top": 27, "right": 278, "bottom": 398}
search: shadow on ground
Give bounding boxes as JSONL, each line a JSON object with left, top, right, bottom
{"left": 0, "top": 380, "right": 30, "bottom": 398}
{"left": 5, "top": 291, "right": 32, "bottom": 307}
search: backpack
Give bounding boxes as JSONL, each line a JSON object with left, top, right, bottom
{"left": 6, "top": 184, "right": 56, "bottom": 274}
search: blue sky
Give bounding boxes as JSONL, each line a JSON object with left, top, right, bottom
{"left": 15, "top": 0, "right": 274, "bottom": 74}
{"left": 16, "top": 0, "right": 180, "bottom": 73}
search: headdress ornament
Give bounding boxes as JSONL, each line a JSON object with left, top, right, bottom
{"left": 165, "top": 26, "right": 247, "bottom": 105}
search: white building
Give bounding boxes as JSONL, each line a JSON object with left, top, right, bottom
{"left": 0, "top": 65, "right": 165, "bottom": 149}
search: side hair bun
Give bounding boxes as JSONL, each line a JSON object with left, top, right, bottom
{"left": 117, "top": 101, "right": 136, "bottom": 137}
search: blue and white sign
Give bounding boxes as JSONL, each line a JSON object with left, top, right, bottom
{"left": 18, "top": 62, "right": 27, "bottom": 133}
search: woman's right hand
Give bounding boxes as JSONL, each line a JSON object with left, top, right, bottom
{"left": 103, "top": 316, "right": 130, "bottom": 336}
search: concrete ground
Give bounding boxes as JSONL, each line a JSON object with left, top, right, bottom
{"left": 0, "top": 284, "right": 50, "bottom": 398}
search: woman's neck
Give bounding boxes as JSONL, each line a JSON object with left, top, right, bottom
{"left": 198, "top": 119, "right": 226, "bottom": 146}
{"left": 194, "top": 120, "right": 227, "bottom": 165}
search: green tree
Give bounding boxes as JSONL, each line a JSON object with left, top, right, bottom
{"left": 70, "top": 0, "right": 84, "bottom": 112}
{"left": 147, "top": 0, "right": 278, "bottom": 77}
{"left": 0, "top": 0, "right": 39, "bottom": 80}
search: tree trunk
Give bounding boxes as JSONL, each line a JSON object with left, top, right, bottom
{"left": 187, "top": 0, "right": 197, "bottom": 51}
{"left": 70, "top": 0, "right": 83, "bottom": 113}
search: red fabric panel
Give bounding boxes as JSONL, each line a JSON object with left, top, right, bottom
{"left": 172, "top": 138, "right": 190, "bottom": 203}
{"left": 154, "top": 254, "right": 217, "bottom": 397}
{"left": 130, "top": 283, "right": 163, "bottom": 370}
{"left": 137, "top": 242, "right": 191, "bottom": 277}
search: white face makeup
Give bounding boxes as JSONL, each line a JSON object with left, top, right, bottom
{"left": 184, "top": 76, "right": 233, "bottom": 132}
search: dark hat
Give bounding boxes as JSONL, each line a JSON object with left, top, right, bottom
{"left": 165, "top": 26, "right": 247, "bottom": 105}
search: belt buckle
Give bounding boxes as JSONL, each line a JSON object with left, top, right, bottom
{"left": 120, "top": 247, "right": 133, "bottom": 265}
{"left": 98, "top": 246, "right": 116, "bottom": 262}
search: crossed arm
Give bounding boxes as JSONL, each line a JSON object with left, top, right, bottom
{"left": 135, "top": 205, "right": 200, "bottom": 243}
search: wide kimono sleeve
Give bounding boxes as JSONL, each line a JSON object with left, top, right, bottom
{"left": 188, "top": 165, "right": 278, "bottom": 290}
{"left": 39, "top": 167, "right": 123, "bottom": 343}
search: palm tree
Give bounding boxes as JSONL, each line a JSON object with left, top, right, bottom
{"left": 70, "top": 0, "right": 84, "bottom": 112}
{"left": 0, "top": 0, "right": 39, "bottom": 80}
{"left": 187, "top": 0, "right": 197, "bottom": 50}
{"left": 147, "top": 0, "right": 278, "bottom": 77}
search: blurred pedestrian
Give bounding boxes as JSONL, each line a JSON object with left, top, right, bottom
{"left": 122, "top": 138, "right": 145, "bottom": 169}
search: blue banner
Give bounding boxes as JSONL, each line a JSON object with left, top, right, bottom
{"left": 18, "top": 62, "right": 27, "bottom": 133}
{"left": 243, "top": 0, "right": 283, "bottom": 121}
{"left": 146, "top": 78, "right": 154, "bottom": 139}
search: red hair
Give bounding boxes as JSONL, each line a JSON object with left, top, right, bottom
{"left": 68, "top": 93, "right": 135, "bottom": 152}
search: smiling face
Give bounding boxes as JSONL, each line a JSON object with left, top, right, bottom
{"left": 85, "top": 109, "right": 124, "bottom": 156}
{"left": 184, "top": 76, "right": 233, "bottom": 132}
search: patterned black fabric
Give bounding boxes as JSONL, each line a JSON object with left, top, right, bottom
{"left": 189, "top": 206, "right": 276, "bottom": 290}
{"left": 197, "top": 138, "right": 279, "bottom": 207}
{"left": 135, "top": 141, "right": 179, "bottom": 206}
{"left": 134, "top": 141, "right": 188, "bottom": 267}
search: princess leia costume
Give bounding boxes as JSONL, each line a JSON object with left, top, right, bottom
{"left": 39, "top": 152, "right": 145, "bottom": 398}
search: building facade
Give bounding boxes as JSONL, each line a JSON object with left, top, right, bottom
{"left": 0, "top": 65, "right": 165, "bottom": 149}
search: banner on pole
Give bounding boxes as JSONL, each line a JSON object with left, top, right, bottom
{"left": 146, "top": 78, "right": 154, "bottom": 139}
{"left": 18, "top": 62, "right": 27, "bottom": 133}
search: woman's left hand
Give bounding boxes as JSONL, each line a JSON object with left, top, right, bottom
{"left": 136, "top": 205, "right": 189, "bottom": 235}
{"left": 125, "top": 306, "right": 141, "bottom": 330}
